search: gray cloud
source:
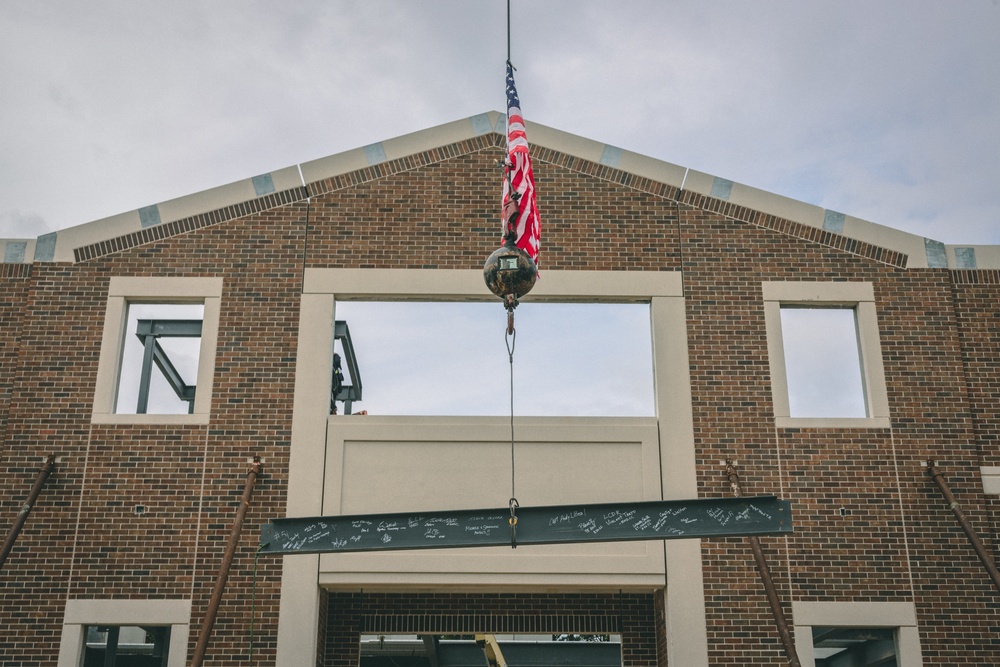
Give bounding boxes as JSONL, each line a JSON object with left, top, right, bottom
{"left": 1, "top": 1, "right": 997, "bottom": 243}
{"left": 0, "top": 210, "right": 51, "bottom": 238}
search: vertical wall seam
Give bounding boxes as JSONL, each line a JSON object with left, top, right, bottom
{"left": 191, "top": 423, "right": 211, "bottom": 602}
{"left": 65, "top": 423, "right": 94, "bottom": 603}
{"left": 773, "top": 417, "right": 797, "bottom": 634}
{"left": 300, "top": 194, "right": 312, "bottom": 291}
{"left": 889, "top": 428, "right": 918, "bottom": 607}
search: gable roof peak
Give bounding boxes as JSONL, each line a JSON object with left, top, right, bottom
{"left": 3, "top": 111, "right": 996, "bottom": 269}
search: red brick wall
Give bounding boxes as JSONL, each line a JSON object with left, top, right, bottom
{"left": 677, "top": 206, "right": 998, "bottom": 663}
{"left": 0, "top": 263, "right": 31, "bottom": 449}
{"left": 953, "top": 275, "right": 1000, "bottom": 575}
{"left": 653, "top": 589, "right": 668, "bottom": 666}
{"left": 0, "top": 206, "right": 306, "bottom": 664}
{"left": 952, "top": 273, "right": 1000, "bottom": 470}
{"left": 877, "top": 271, "right": 998, "bottom": 663}
{"left": 1, "top": 262, "right": 107, "bottom": 663}
{"left": 1, "top": 135, "right": 998, "bottom": 664}
{"left": 302, "top": 141, "right": 682, "bottom": 273}
{"left": 678, "top": 207, "right": 884, "bottom": 664}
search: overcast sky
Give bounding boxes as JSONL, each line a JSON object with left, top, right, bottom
{"left": 2, "top": 2, "right": 998, "bottom": 417}
{"left": 1, "top": 1, "right": 998, "bottom": 245}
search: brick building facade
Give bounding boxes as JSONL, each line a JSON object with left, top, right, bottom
{"left": 1, "top": 111, "right": 998, "bottom": 665}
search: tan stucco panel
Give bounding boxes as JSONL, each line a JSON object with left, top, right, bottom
{"left": 318, "top": 416, "right": 665, "bottom": 586}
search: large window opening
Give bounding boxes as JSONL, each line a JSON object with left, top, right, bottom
{"left": 115, "top": 303, "right": 204, "bottom": 415}
{"left": 332, "top": 301, "right": 655, "bottom": 417}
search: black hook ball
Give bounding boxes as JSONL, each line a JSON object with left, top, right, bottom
{"left": 484, "top": 241, "right": 537, "bottom": 301}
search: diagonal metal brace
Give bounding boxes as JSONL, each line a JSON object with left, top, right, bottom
{"left": 725, "top": 460, "right": 801, "bottom": 667}
{"left": 926, "top": 461, "right": 1000, "bottom": 594}
{"left": 0, "top": 454, "right": 57, "bottom": 571}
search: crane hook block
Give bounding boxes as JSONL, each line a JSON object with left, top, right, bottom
{"left": 484, "top": 235, "right": 537, "bottom": 303}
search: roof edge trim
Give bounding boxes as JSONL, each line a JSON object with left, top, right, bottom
{"left": 3, "top": 111, "right": 996, "bottom": 268}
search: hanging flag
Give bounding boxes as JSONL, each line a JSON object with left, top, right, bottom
{"left": 503, "top": 61, "right": 541, "bottom": 269}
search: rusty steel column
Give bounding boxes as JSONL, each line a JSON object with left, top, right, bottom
{"left": 725, "top": 461, "right": 801, "bottom": 667}
{"left": 191, "top": 456, "right": 262, "bottom": 667}
{"left": 926, "top": 462, "right": 1000, "bottom": 594}
{"left": 0, "top": 454, "right": 56, "bottom": 572}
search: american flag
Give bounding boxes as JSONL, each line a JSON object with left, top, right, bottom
{"left": 503, "top": 61, "right": 541, "bottom": 268}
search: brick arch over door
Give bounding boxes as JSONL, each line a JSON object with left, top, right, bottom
{"left": 320, "top": 591, "right": 666, "bottom": 667}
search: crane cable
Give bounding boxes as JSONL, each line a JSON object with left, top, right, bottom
{"left": 506, "top": 326, "right": 519, "bottom": 548}
{"left": 504, "top": 0, "right": 520, "bottom": 550}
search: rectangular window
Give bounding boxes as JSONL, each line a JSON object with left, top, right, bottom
{"left": 778, "top": 306, "right": 866, "bottom": 418}
{"left": 763, "top": 282, "right": 890, "bottom": 428}
{"left": 115, "top": 303, "right": 204, "bottom": 415}
{"left": 793, "top": 601, "right": 921, "bottom": 666}
{"left": 83, "top": 625, "right": 170, "bottom": 667}
{"left": 59, "top": 599, "right": 190, "bottom": 667}
{"left": 811, "top": 627, "right": 896, "bottom": 666}
{"left": 92, "top": 277, "right": 222, "bottom": 425}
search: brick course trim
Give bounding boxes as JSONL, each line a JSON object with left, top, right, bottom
{"left": 73, "top": 186, "right": 310, "bottom": 262}
{"left": 0, "top": 263, "right": 32, "bottom": 278}
{"left": 308, "top": 134, "right": 506, "bottom": 196}
{"left": 532, "top": 145, "right": 683, "bottom": 202}
{"left": 951, "top": 269, "right": 1000, "bottom": 285}
{"left": 678, "top": 190, "right": 909, "bottom": 268}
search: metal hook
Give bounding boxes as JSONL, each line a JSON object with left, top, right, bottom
{"left": 504, "top": 294, "right": 518, "bottom": 336}
{"left": 508, "top": 497, "right": 519, "bottom": 549}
